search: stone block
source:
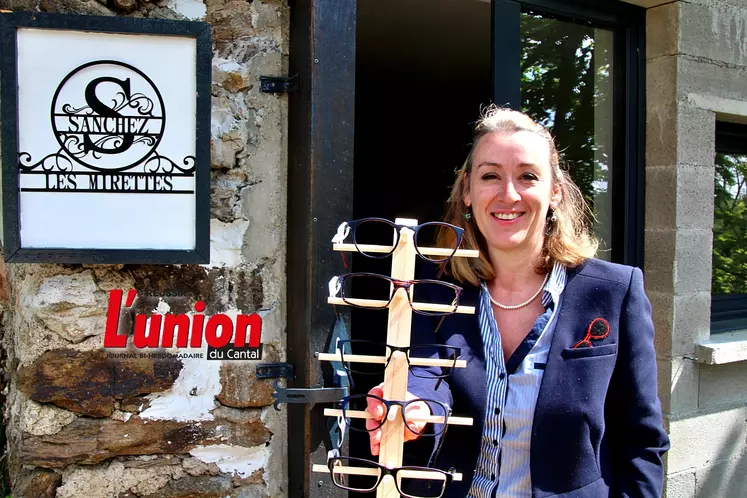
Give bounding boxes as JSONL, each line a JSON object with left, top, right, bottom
{"left": 674, "top": 229, "right": 713, "bottom": 294}
{"left": 0, "top": 257, "right": 10, "bottom": 302}
{"left": 676, "top": 105, "right": 716, "bottom": 169}
{"left": 679, "top": 56, "right": 747, "bottom": 105}
{"left": 19, "top": 271, "right": 106, "bottom": 344}
{"left": 647, "top": 2, "right": 679, "bottom": 60}
{"left": 20, "top": 414, "right": 271, "bottom": 468}
{"left": 667, "top": 406, "right": 747, "bottom": 473}
{"left": 644, "top": 229, "right": 676, "bottom": 294}
{"left": 658, "top": 356, "right": 699, "bottom": 415}
{"left": 645, "top": 166, "right": 677, "bottom": 230}
{"left": 679, "top": 0, "right": 747, "bottom": 67}
{"left": 17, "top": 349, "right": 182, "bottom": 418}
{"left": 650, "top": 291, "right": 674, "bottom": 354}
{"left": 672, "top": 292, "right": 711, "bottom": 356}
{"left": 14, "top": 469, "right": 62, "bottom": 498}
{"left": 55, "top": 459, "right": 187, "bottom": 498}
{"left": 665, "top": 470, "right": 696, "bottom": 498}
{"left": 647, "top": 57, "right": 678, "bottom": 167}
{"left": 699, "top": 361, "right": 747, "bottom": 409}
{"left": 676, "top": 165, "right": 715, "bottom": 229}
{"left": 216, "top": 362, "right": 276, "bottom": 408}
{"left": 695, "top": 453, "right": 747, "bottom": 498}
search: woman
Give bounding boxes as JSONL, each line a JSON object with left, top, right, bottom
{"left": 364, "top": 105, "right": 669, "bottom": 497}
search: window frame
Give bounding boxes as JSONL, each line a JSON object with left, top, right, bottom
{"left": 711, "top": 121, "right": 747, "bottom": 334}
{"left": 493, "top": 0, "right": 646, "bottom": 267}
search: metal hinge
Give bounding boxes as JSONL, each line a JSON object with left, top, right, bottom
{"left": 259, "top": 74, "right": 298, "bottom": 93}
{"left": 257, "top": 362, "right": 347, "bottom": 411}
{"left": 256, "top": 362, "right": 295, "bottom": 381}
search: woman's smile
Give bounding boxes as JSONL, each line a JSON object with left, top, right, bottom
{"left": 464, "top": 130, "right": 560, "bottom": 256}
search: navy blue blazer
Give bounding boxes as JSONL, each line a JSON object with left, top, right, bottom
{"left": 405, "top": 258, "right": 670, "bottom": 498}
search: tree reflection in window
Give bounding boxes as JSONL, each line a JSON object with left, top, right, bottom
{"left": 713, "top": 152, "right": 747, "bottom": 295}
{"left": 520, "top": 14, "right": 614, "bottom": 257}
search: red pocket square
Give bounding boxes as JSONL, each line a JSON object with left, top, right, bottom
{"left": 573, "top": 317, "right": 610, "bottom": 349}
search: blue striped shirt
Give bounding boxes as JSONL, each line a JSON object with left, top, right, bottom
{"left": 467, "top": 262, "right": 567, "bottom": 498}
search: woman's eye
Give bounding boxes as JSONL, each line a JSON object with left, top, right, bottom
{"left": 481, "top": 173, "right": 498, "bottom": 181}
{"left": 521, "top": 173, "right": 538, "bottom": 181}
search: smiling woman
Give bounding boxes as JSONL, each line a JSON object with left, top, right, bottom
{"left": 363, "top": 105, "right": 669, "bottom": 498}
{"left": 439, "top": 106, "right": 597, "bottom": 287}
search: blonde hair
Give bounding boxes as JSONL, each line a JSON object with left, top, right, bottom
{"left": 440, "top": 105, "right": 598, "bottom": 286}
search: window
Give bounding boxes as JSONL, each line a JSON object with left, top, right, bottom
{"left": 493, "top": 0, "right": 646, "bottom": 266}
{"left": 520, "top": 14, "right": 615, "bottom": 258}
{"left": 712, "top": 122, "right": 747, "bottom": 333}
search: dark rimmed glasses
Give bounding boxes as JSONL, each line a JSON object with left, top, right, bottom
{"left": 327, "top": 456, "right": 455, "bottom": 497}
{"left": 328, "top": 272, "right": 463, "bottom": 316}
{"left": 337, "top": 339, "right": 460, "bottom": 381}
{"left": 331, "top": 218, "right": 465, "bottom": 263}
{"left": 340, "top": 393, "right": 451, "bottom": 437}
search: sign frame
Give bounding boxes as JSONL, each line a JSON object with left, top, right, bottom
{"left": 0, "top": 11, "right": 211, "bottom": 264}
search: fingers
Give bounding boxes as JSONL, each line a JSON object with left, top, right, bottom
{"left": 363, "top": 387, "right": 433, "bottom": 453}
{"left": 366, "top": 387, "right": 385, "bottom": 420}
{"left": 365, "top": 384, "right": 385, "bottom": 455}
{"left": 403, "top": 400, "right": 430, "bottom": 441}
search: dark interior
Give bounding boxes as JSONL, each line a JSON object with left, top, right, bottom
{"left": 348, "top": 0, "right": 492, "bottom": 475}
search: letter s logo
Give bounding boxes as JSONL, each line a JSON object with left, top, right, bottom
{"left": 83, "top": 77, "right": 134, "bottom": 154}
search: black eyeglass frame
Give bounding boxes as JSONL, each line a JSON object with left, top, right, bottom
{"left": 340, "top": 393, "right": 452, "bottom": 437}
{"left": 327, "top": 455, "right": 455, "bottom": 497}
{"left": 343, "top": 217, "right": 465, "bottom": 263}
{"left": 337, "top": 339, "right": 461, "bottom": 380}
{"left": 335, "top": 272, "right": 464, "bottom": 317}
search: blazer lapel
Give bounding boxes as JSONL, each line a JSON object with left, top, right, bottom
{"left": 530, "top": 263, "right": 584, "bottom": 493}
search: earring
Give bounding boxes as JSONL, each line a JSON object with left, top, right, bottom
{"left": 547, "top": 208, "right": 558, "bottom": 223}
{"left": 464, "top": 207, "right": 472, "bottom": 221}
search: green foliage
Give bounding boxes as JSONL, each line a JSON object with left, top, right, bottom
{"left": 712, "top": 153, "right": 747, "bottom": 295}
{"left": 519, "top": 15, "right": 612, "bottom": 209}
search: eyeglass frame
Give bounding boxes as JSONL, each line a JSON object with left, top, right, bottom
{"left": 333, "top": 217, "right": 465, "bottom": 263}
{"left": 330, "top": 272, "right": 464, "bottom": 317}
{"left": 340, "top": 393, "right": 452, "bottom": 437}
{"left": 337, "top": 339, "right": 461, "bottom": 383}
{"left": 327, "top": 455, "right": 456, "bottom": 497}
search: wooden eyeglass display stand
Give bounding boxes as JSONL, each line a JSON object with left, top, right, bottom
{"left": 313, "top": 218, "right": 478, "bottom": 497}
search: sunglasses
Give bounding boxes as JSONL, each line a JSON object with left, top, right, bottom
{"left": 331, "top": 218, "right": 465, "bottom": 266}
{"left": 325, "top": 456, "right": 457, "bottom": 497}
{"left": 328, "top": 272, "right": 463, "bottom": 316}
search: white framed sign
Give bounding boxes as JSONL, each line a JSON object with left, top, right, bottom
{"left": 0, "top": 12, "right": 211, "bottom": 263}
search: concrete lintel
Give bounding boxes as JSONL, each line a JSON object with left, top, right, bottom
{"left": 687, "top": 93, "right": 747, "bottom": 124}
{"left": 696, "top": 330, "right": 747, "bottom": 365}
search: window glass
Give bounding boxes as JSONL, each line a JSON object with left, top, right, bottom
{"left": 521, "top": 14, "right": 614, "bottom": 258}
{"left": 712, "top": 123, "right": 747, "bottom": 333}
{"left": 713, "top": 151, "right": 747, "bottom": 296}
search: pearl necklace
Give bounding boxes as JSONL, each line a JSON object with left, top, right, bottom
{"left": 488, "top": 272, "right": 550, "bottom": 310}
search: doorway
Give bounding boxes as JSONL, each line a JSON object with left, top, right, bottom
{"left": 348, "top": 0, "right": 492, "bottom": 473}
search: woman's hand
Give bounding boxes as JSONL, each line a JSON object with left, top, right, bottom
{"left": 365, "top": 384, "right": 432, "bottom": 456}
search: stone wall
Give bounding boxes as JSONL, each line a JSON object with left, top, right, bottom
{"left": 645, "top": 1, "right": 747, "bottom": 496}
{"left": 0, "top": 0, "right": 290, "bottom": 496}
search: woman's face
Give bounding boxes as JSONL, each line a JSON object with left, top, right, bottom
{"left": 464, "top": 130, "right": 560, "bottom": 257}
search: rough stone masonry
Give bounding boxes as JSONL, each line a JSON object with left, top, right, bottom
{"left": 0, "top": 0, "right": 290, "bottom": 496}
